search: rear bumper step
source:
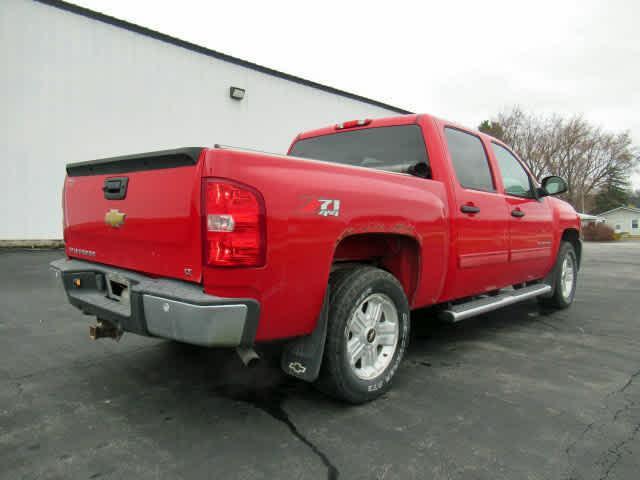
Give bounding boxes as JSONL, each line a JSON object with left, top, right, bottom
{"left": 50, "top": 258, "right": 259, "bottom": 347}
{"left": 440, "top": 284, "right": 552, "bottom": 322}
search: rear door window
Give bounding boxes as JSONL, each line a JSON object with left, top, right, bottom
{"left": 288, "top": 125, "right": 429, "bottom": 175}
{"left": 444, "top": 128, "right": 495, "bottom": 191}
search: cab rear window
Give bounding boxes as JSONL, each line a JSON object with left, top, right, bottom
{"left": 289, "top": 125, "right": 429, "bottom": 175}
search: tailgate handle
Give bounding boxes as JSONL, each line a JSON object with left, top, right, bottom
{"left": 102, "top": 177, "right": 129, "bottom": 200}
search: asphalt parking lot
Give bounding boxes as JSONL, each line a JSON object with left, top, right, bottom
{"left": 1, "top": 242, "right": 639, "bottom": 480}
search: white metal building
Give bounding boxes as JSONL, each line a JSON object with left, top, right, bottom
{"left": 599, "top": 207, "right": 640, "bottom": 236}
{"left": 0, "top": 0, "right": 409, "bottom": 241}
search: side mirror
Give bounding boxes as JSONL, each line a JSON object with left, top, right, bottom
{"left": 540, "top": 176, "right": 568, "bottom": 196}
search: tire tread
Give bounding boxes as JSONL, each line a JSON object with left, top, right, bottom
{"left": 538, "top": 241, "right": 577, "bottom": 309}
{"left": 315, "top": 265, "right": 409, "bottom": 403}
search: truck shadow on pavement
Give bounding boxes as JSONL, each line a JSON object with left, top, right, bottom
{"left": 127, "top": 299, "right": 551, "bottom": 408}
{"left": 78, "top": 299, "right": 556, "bottom": 480}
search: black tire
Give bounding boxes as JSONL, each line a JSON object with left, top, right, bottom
{"left": 538, "top": 241, "right": 578, "bottom": 309}
{"left": 314, "top": 266, "right": 411, "bottom": 404}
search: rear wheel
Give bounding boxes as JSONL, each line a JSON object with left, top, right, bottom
{"left": 539, "top": 241, "right": 578, "bottom": 309}
{"left": 315, "top": 266, "right": 410, "bottom": 404}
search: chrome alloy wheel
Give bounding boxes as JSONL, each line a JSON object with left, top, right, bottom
{"left": 560, "top": 255, "right": 576, "bottom": 300}
{"left": 345, "top": 293, "right": 399, "bottom": 380}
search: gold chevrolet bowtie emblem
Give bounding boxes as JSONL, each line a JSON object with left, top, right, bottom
{"left": 105, "top": 209, "right": 126, "bottom": 228}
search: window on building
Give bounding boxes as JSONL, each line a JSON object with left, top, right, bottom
{"left": 491, "top": 143, "right": 533, "bottom": 197}
{"left": 444, "top": 128, "right": 495, "bottom": 191}
{"left": 633, "top": 219, "right": 639, "bottom": 229}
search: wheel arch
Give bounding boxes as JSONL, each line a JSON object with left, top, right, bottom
{"left": 561, "top": 228, "right": 582, "bottom": 269}
{"left": 331, "top": 233, "right": 421, "bottom": 305}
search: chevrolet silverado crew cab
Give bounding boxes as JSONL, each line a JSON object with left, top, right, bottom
{"left": 51, "top": 113, "right": 581, "bottom": 403}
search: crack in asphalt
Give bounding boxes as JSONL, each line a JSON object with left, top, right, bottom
{"left": 599, "top": 422, "right": 640, "bottom": 480}
{"left": 564, "top": 419, "right": 596, "bottom": 479}
{"left": 603, "top": 366, "right": 640, "bottom": 404}
{"left": 213, "top": 382, "right": 339, "bottom": 480}
{"left": 613, "top": 398, "right": 637, "bottom": 423}
{"left": 618, "top": 367, "right": 640, "bottom": 394}
{"left": 596, "top": 368, "right": 640, "bottom": 479}
{"left": 564, "top": 366, "right": 640, "bottom": 479}
{"left": 565, "top": 420, "right": 596, "bottom": 458}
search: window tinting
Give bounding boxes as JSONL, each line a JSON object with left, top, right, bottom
{"left": 288, "top": 125, "right": 429, "bottom": 175}
{"left": 492, "top": 143, "right": 533, "bottom": 197}
{"left": 444, "top": 128, "right": 494, "bottom": 191}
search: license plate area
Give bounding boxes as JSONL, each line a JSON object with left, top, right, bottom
{"left": 105, "top": 273, "right": 130, "bottom": 305}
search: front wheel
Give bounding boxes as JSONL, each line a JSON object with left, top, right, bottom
{"left": 315, "top": 266, "right": 410, "bottom": 404}
{"left": 539, "top": 241, "right": 578, "bottom": 309}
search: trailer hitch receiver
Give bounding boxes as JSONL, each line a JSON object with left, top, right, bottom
{"left": 89, "top": 319, "right": 122, "bottom": 341}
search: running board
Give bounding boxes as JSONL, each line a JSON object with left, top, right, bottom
{"left": 440, "top": 284, "right": 552, "bottom": 322}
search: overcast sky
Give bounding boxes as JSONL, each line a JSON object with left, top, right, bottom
{"left": 74, "top": 0, "right": 640, "bottom": 188}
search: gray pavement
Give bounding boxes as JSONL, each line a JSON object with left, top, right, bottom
{"left": 1, "top": 242, "right": 639, "bottom": 479}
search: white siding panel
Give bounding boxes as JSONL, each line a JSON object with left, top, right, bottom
{"left": 0, "top": 0, "right": 399, "bottom": 239}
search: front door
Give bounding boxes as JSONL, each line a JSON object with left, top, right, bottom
{"left": 490, "top": 142, "right": 554, "bottom": 282}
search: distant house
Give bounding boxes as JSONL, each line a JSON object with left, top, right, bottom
{"left": 598, "top": 207, "right": 640, "bottom": 236}
{"left": 578, "top": 213, "right": 604, "bottom": 227}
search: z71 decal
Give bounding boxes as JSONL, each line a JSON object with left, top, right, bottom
{"left": 303, "top": 198, "right": 341, "bottom": 217}
{"left": 318, "top": 199, "right": 340, "bottom": 217}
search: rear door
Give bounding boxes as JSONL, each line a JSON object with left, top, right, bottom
{"left": 63, "top": 148, "right": 205, "bottom": 283}
{"left": 443, "top": 127, "right": 511, "bottom": 299}
{"left": 489, "top": 142, "right": 554, "bottom": 282}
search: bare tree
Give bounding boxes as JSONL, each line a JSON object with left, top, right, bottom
{"left": 479, "top": 107, "right": 638, "bottom": 211}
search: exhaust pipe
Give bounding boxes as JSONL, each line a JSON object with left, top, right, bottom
{"left": 89, "top": 320, "right": 122, "bottom": 341}
{"left": 236, "top": 346, "right": 260, "bottom": 367}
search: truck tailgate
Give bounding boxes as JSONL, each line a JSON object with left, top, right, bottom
{"left": 63, "top": 148, "right": 205, "bottom": 283}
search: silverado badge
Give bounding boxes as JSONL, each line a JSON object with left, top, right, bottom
{"left": 105, "top": 209, "right": 126, "bottom": 228}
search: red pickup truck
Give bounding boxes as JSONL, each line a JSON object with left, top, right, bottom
{"left": 51, "top": 113, "right": 581, "bottom": 403}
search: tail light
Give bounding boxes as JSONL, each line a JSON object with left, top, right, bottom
{"left": 203, "top": 179, "right": 265, "bottom": 267}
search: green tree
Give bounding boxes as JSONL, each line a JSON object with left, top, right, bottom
{"left": 593, "top": 178, "right": 630, "bottom": 213}
{"left": 478, "top": 120, "right": 505, "bottom": 141}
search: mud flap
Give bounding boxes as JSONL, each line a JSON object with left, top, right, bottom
{"left": 280, "top": 289, "right": 329, "bottom": 382}
{"left": 539, "top": 255, "right": 559, "bottom": 299}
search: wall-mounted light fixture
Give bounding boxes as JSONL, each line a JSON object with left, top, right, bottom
{"left": 229, "top": 86, "right": 245, "bottom": 100}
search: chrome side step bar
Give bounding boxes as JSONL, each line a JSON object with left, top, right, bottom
{"left": 440, "top": 284, "right": 552, "bottom": 322}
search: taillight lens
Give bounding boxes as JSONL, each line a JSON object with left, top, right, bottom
{"left": 203, "top": 179, "right": 265, "bottom": 267}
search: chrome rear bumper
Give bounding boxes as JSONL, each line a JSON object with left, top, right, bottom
{"left": 50, "top": 258, "right": 259, "bottom": 347}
